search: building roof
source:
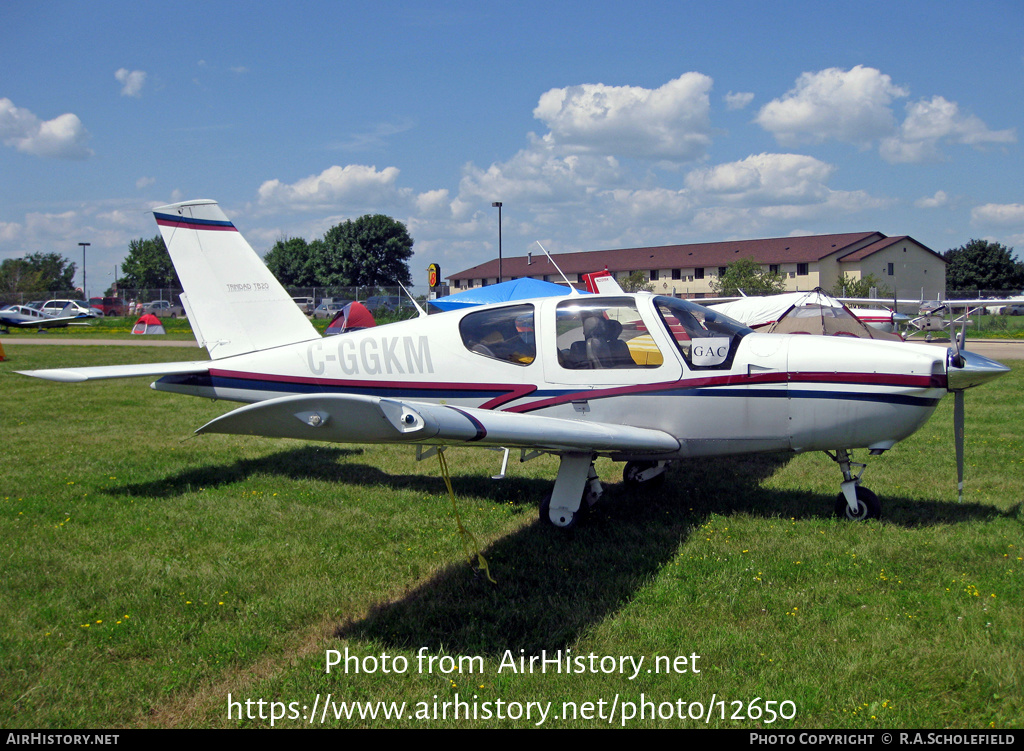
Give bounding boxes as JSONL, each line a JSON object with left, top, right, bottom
{"left": 447, "top": 231, "right": 932, "bottom": 281}
{"left": 835, "top": 235, "right": 943, "bottom": 263}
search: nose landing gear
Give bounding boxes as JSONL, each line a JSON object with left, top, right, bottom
{"left": 827, "top": 448, "right": 881, "bottom": 520}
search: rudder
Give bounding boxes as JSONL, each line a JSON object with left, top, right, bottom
{"left": 153, "top": 200, "right": 318, "bottom": 359}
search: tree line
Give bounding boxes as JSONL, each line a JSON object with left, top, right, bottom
{"left": 3, "top": 232, "right": 1020, "bottom": 301}
{"left": 0, "top": 252, "right": 77, "bottom": 297}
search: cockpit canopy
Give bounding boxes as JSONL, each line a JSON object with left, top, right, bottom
{"left": 458, "top": 295, "right": 752, "bottom": 372}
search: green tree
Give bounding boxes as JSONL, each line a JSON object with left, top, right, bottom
{"left": 315, "top": 215, "right": 413, "bottom": 287}
{"left": 619, "top": 271, "right": 654, "bottom": 293}
{"left": 120, "top": 236, "right": 180, "bottom": 290}
{"left": 0, "top": 259, "right": 43, "bottom": 296}
{"left": 943, "top": 239, "right": 1024, "bottom": 293}
{"left": 832, "top": 272, "right": 892, "bottom": 298}
{"left": 710, "top": 257, "right": 786, "bottom": 296}
{"left": 23, "top": 252, "right": 77, "bottom": 291}
{"left": 264, "top": 236, "right": 320, "bottom": 287}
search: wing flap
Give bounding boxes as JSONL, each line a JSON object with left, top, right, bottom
{"left": 18, "top": 361, "right": 211, "bottom": 383}
{"left": 197, "top": 393, "right": 680, "bottom": 453}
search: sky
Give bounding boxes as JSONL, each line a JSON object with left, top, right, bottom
{"left": 2, "top": 0, "right": 1023, "bottom": 295}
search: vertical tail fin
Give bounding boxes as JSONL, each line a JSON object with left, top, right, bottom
{"left": 153, "top": 200, "right": 318, "bottom": 359}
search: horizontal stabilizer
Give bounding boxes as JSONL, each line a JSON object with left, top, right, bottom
{"left": 18, "top": 361, "right": 210, "bottom": 383}
{"left": 197, "top": 393, "right": 680, "bottom": 453}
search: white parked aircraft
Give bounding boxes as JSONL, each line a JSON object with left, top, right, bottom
{"left": 0, "top": 304, "right": 92, "bottom": 332}
{"left": 19, "top": 201, "right": 1011, "bottom": 526}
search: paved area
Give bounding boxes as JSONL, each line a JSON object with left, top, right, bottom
{"left": 919, "top": 339, "right": 1024, "bottom": 361}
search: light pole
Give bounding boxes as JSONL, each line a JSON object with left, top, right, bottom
{"left": 491, "top": 201, "right": 502, "bottom": 284}
{"left": 78, "top": 242, "right": 90, "bottom": 298}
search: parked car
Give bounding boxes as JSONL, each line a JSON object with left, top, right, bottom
{"left": 39, "top": 299, "right": 101, "bottom": 318}
{"left": 313, "top": 300, "right": 351, "bottom": 320}
{"left": 142, "top": 300, "right": 186, "bottom": 318}
{"left": 89, "top": 297, "right": 126, "bottom": 316}
{"left": 363, "top": 295, "right": 403, "bottom": 313}
{"left": 292, "top": 296, "right": 315, "bottom": 315}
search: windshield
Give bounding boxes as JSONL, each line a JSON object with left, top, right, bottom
{"left": 654, "top": 296, "right": 752, "bottom": 370}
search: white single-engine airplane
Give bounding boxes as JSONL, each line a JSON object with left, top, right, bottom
{"left": 1, "top": 304, "right": 91, "bottom": 333}
{"left": 19, "top": 201, "right": 1012, "bottom": 526}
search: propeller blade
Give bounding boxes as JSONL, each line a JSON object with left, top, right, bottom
{"left": 954, "top": 389, "right": 965, "bottom": 503}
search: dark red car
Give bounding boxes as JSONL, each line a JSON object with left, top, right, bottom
{"left": 88, "top": 297, "right": 126, "bottom": 316}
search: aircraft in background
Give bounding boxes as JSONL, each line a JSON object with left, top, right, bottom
{"left": 20, "top": 200, "right": 1010, "bottom": 526}
{"left": 704, "top": 290, "right": 904, "bottom": 341}
{"left": 0, "top": 304, "right": 92, "bottom": 333}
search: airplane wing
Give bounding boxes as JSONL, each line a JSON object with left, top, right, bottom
{"left": 1, "top": 313, "right": 88, "bottom": 329}
{"left": 197, "top": 392, "right": 680, "bottom": 454}
{"left": 17, "top": 361, "right": 210, "bottom": 383}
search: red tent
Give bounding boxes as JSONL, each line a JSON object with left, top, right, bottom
{"left": 325, "top": 302, "right": 376, "bottom": 336}
{"left": 131, "top": 313, "right": 166, "bottom": 335}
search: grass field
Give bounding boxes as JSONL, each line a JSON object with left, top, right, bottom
{"left": 1, "top": 343, "right": 1021, "bottom": 729}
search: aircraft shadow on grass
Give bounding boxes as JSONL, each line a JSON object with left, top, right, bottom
{"left": 108, "top": 444, "right": 1013, "bottom": 655}
{"left": 330, "top": 452, "right": 1014, "bottom": 656}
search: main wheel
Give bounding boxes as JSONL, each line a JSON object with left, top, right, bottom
{"left": 539, "top": 491, "right": 587, "bottom": 529}
{"left": 834, "top": 486, "right": 881, "bottom": 521}
{"left": 622, "top": 460, "right": 666, "bottom": 489}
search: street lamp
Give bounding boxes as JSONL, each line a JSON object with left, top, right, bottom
{"left": 491, "top": 201, "right": 502, "bottom": 284}
{"left": 78, "top": 242, "right": 90, "bottom": 298}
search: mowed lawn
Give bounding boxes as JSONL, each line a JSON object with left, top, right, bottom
{"left": 1, "top": 344, "right": 1021, "bottom": 729}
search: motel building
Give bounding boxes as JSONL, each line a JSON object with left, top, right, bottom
{"left": 448, "top": 232, "right": 947, "bottom": 300}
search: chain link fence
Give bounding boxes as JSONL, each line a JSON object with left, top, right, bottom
{"left": 2, "top": 285, "right": 452, "bottom": 316}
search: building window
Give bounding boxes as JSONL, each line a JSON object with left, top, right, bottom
{"left": 694, "top": 268, "right": 705, "bottom": 280}
{"left": 887, "top": 263, "right": 894, "bottom": 276}
{"left": 769, "top": 264, "right": 779, "bottom": 274}
{"left": 718, "top": 267, "right": 727, "bottom": 276}
{"left": 672, "top": 269, "right": 681, "bottom": 280}
{"left": 797, "top": 263, "right": 809, "bottom": 276}
{"left": 650, "top": 269, "right": 659, "bottom": 281}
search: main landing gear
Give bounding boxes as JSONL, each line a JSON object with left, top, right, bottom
{"left": 539, "top": 455, "right": 671, "bottom": 528}
{"left": 827, "top": 448, "right": 881, "bottom": 521}
{"left": 539, "top": 453, "right": 604, "bottom": 529}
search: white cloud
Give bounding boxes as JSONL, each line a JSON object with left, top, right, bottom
{"left": 458, "top": 142, "right": 624, "bottom": 206}
{"left": 756, "top": 65, "right": 908, "bottom": 147}
{"left": 533, "top": 72, "right": 713, "bottom": 160}
{"left": 0, "top": 98, "right": 92, "bottom": 159}
{"left": 880, "top": 96, "right": 1016, "bottom": 163}
{"left": 136, "top": 176, "right": 156, "bottom": 189}
{"left": 115, "top": 68, "right": 147, "bottom": 97}
{"left": 0, "top": 221, "right": 22, "bottom": 243}
{"left": 914, "top": 190, "right": 949, "bottom": 209}
{"left": 256, "top": 164, "right": 408, "bottom": 211}
{"left": 725, "top": 91, "right": 754, "bottom": 110}
{"left": 971, "top": 203, "right": 1024, "bottom": 226}
{"left": 97, "top": 209, "right": 134, "bottom": 226}
{"left": 685, "top": 153, "right": 836, "bottom": 206}
{"left": 414, "top": 189, "right": 451, "bottom": 216}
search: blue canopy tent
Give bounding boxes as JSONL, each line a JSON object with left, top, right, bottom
{"left": 430, "top": 278, "right": 587, "bottom": 312}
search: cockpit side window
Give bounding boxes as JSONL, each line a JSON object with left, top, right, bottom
{"left": 654, "top": 296, "right": 752, "bottom": 370}
{"left": 459, "top": 304, "right": 536, "bottom": 365}
{"left": 555, "top": 298, "right": 663, "bottom": 369}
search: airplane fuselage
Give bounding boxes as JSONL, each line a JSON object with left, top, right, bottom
{"left": 153, "top": 293, "right": 948, "bottom": 461}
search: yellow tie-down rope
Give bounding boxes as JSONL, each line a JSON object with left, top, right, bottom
{"left": 437, "top": 449, "right": 496, "bottom": 584}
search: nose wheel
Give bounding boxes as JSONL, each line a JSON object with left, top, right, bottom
{"left": 827, "top": 449, "right": 881, "bottom": 521}
{"left": 834, "top": 486, "right": 880, "bottom": 521}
